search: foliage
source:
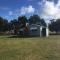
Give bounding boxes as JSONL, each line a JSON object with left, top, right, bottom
{"left": 0, "top": 17, "right": 8, "bottom": 31}
{"left": 0, "top": 15, "right": 46, "bottom": 34}
{"left": 49, "top": 19, "right": 60, "bottom": 32}
{"left": 29, "top": 15, "right": 46, "bottom": 26}
{"left": 18, "top": 16, "right": 28, "bottom": 28}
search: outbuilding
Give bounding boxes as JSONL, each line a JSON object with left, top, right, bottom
{"left": 28, "top": 24, "right": 49, "bottom": 37}
{"left": 18, "top": 23, "right": 49, "bottom": 37}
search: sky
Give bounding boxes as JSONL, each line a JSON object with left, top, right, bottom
{"left": 0, "top": 0, "right": 60, "bottom": 21}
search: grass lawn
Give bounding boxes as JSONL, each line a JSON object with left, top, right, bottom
{"left": 0, "top": 35, "right": 60, "bottom": 60}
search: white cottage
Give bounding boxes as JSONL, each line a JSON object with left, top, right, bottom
{"left": 19, "top": 23, "right": 49, "bottom": 37}
{"left": 28, "top": 24, "right": 49, "bottom": 37}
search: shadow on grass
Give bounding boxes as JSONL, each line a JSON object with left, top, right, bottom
{"left": 8, "top": 34, "right": 60, "bottom": 38}
{"left": 8, "top": 35, "right": 39, "bottom": 38}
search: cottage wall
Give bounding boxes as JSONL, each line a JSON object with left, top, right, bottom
{"left": 29, "top": 25, "right": 41, "bottom": 36}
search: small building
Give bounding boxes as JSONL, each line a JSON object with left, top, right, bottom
{"left": 18, "top": 23, "right": 49, "bottom": 37}
{"left": 29, "top": 24, "right": 49, "bottom": 37}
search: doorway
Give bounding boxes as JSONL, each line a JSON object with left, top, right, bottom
{"left": 42, "top": 28, "right": 46, "bottom": 36}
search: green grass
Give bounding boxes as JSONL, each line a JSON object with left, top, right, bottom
{"left": 0, "top": 35, "right": 60, "bottom": 60}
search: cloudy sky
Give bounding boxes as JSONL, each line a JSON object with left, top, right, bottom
{"left": 0, "top": 0, "right": 60, "bottom": 21}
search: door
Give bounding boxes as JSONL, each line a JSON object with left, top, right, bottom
{"left": 42, "top": 28, "right": 46, "bottom": 36}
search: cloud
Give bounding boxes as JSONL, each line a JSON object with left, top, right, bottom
{"left": 0, "top": 7, "right": 9, "bottom": 10}
{"left": 38, "top": 2, "right": 42, "bottom": 6}
{"left": 20, "top": 5, "right": 35, "bottom": 15}
{"left": 8, "top": 5, "right": 35, "bottom": 17}
{"left": 38, "top": 0, "right": 46, "bottom": 5}
{"left": 39, "top": 0, "right": 60, "bottom": 19}
{"left": 9, "top": 11, "right": 13, "bottom": 15}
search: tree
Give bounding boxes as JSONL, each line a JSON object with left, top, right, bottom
{"left": 18, "top": 16, "right": 28, "bottom": 28}
{"left": 0, "top": 17, "right": 4, "bottom": 25}
{"left": 49, "top": 19, "right": 60, "bottom": 32}
{"left": 49, "top": 20, "right": 56, "bottom": 32}
{"left": 29, "top": 15, "right": 46, "bottom": 26}
{"left": 55, "top": 19, "right": 60, "bottom": 32}
{"left": 40, "top": 18, "right": 46, "bottom": 26}
{"left": 3, "top": 19, "right": 9, "bottom": 31}
{"left": 0, "top": 17, "right": 4, "bottom": 31}
{"left": 0, "top": 17, "right": 9, "bottom": 32}
{"left": 9, "top": 19, "right": 19, "bottom": 34}
{"left": 18, "top": 16, "right": 29, "bottom": 35}
{"left": 29, "top": 15, "right": 40, "bottom": 24}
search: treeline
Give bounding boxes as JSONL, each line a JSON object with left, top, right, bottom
{"left": 0, "top": 14, "right": 60, "bottom": 35}
{"left": 0, "top": 15, "right": 46, "bottom": 34}
{"left": 49, "top": 19, "right": 60, "bottom": 33}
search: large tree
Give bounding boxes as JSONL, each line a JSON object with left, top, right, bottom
{"left": 3, "top": 19, "right": 9, "bottom": 31}
{"left": 0, "top": 17, "right": 4, "bottom": 31}
{"left": 49, "top": 19, "right": 60, "bottom": 32}
{"left": 9, "top": 19, "right": 19, "bottom": 34}
{"left": 0, "top": 17, "right": 4, "bottom": 25}
{"left": 0, "top": 17, "right": 9, "bottom": 32}
{"left": 29, "top": 15, "right": 46, "bottom": 26}
{"left": 18, "top": 16, "right": 28, "bottom": 28}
